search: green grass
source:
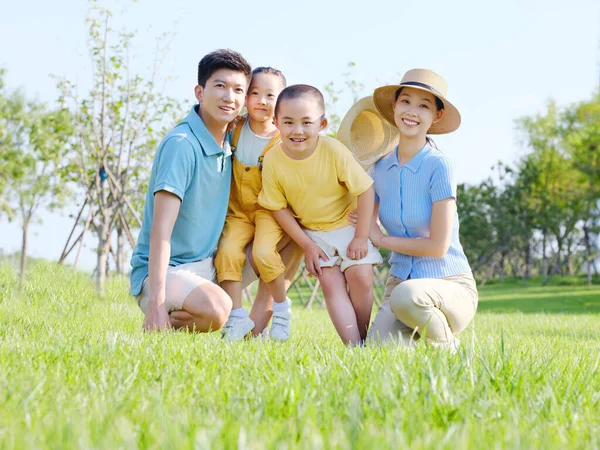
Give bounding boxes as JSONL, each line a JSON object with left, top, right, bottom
{"left": 1, "top": 261, "right": 600, "bottom": 449}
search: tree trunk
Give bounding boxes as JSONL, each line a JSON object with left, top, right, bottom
{"left": 116, "top": 225, "right": 125, "bottom": 275}
{"left": 583, "top": 223, "right": 593, "bottom": 286}
{"left": 499, "top": 250, "right": 507, "bottom": 282}
{"left": 525, "top": 239, "right": 532, "bottom": 279}
{"left": 542, "top": 231, "right": 548, "bottom": 276}
{"left": 97, "top": 239, "right": 110, "bottom": 296}
{"left": 19, "top": 218, "right": 29, "bottom": 286}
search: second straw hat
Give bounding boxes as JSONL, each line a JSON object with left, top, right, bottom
{"left": 337, "top": 96, "right": 400, "bottom": 171}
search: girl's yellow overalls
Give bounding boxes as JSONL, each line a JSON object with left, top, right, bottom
{"left": 215, "top": 118, "right": 286, "bottom": 283}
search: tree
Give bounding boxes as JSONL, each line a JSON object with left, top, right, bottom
{"left": 55, "top": 1, "right": 179, "bottom": 294}
{"left": 0, "top": 71, "right": 73, "bottom": 283}
{"left": 562, "top": 92, "right": 600, "bottom": 284}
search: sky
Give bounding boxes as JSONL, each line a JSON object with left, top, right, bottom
{"left": 1, "top": 0, "right": 599, "bottom": 271}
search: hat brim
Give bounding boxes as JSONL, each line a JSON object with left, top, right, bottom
{"left": 373, "top": 84, "right": 461, "bottom": 134}
{"left": 337, "top": 96, "right": 400, "bottom": 171}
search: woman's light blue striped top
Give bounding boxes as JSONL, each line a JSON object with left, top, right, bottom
{"left": 371, "top": 143, "right": 471, "bottom": 280}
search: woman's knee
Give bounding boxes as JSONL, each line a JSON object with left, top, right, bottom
{"left": 389, "top": 282, "right": 426, "bottom": 319}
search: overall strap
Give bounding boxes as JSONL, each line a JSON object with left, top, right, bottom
{"left": 230, "top": 117, "right": 246, "bottom": 152}
{"left": 258, "top": 133, "right": 281, "bottom": 169}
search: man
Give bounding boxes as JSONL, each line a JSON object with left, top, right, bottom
{"left": 130, "top": 49, "right": 251, "bottom": 332}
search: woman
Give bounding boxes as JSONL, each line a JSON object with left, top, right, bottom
{"left": 343, "top": 69, "right": 478, "bottom": 349}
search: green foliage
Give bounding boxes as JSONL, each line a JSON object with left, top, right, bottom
{"left": 1, "top": 260, "right": 600, "bottom": 448}
{"left": 459, "top": 92, "right": 600, "bottom": 282}
{"left": 0, "top": 70, "right": 73, "bottom": 280}
{"left": 53, "top": 1, "right": 181, "bottom": 289}
{"left": 323, "top": 62, "right": 365, "bottom": 137}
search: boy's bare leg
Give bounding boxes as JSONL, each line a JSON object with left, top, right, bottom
{"left": 344, "top": 265, "right": 374, "bottom": 341}
{"left": 249, "top": 238, "right": 303, "bottom": 336}
{"left": 319, "top": 266, "right": 361, "bottom": 344}
{"left": 169, "top": 282, "right": 232, "bottom": 332}
{"left": 249, "top": 281, "right": 272, "bottom": 335}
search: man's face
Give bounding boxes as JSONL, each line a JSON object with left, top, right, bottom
{"left": 195, "top": 69, "right": 248, "bottom": 125}
{"left": 275, "top": 97, "right": 327, "bottom": 158}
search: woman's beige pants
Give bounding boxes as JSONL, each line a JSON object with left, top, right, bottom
{"left": 367, "top": 272, "right": 478, "bottom": 346}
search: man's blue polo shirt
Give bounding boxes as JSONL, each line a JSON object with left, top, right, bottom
{"left": 372, "top": 143, "right": 471, "bottom": 280}
{"left": 129, "top": 105, "right": 232, "bottom": 296}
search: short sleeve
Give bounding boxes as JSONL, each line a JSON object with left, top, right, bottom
{"left": 258, "top": 152, "right": 288, "bottom": 211}
{"left": 429, "top": 156, "right": 456, "bottom": 202}
{"left": 153, "top": 136, "right": 196, "bottom": 201}
{"left": 333, "top": 140, "right": 373, "bottom": 196}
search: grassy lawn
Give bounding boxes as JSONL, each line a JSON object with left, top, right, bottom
{"left": 1, "top": 261, "right": 599, "bottom": 449}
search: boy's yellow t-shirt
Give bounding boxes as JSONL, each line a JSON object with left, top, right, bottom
{"left": 258, "top": 136, "right": 373, "bottom": 232}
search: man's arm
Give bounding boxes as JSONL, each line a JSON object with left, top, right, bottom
{"left": 144, "top": 190, "right": 181, "bottom": 331}
{"left": 272, "top": 208, "right": 328, "bottom": 277}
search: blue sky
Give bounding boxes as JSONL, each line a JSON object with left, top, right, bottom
{"left": 1, "top": 0, "right": 599, "bottom": 270}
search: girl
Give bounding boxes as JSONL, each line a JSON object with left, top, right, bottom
{"left": 215, "top": 67, "right": 302, "bottom": 341}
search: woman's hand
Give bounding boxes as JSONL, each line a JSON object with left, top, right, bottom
{"left": 348, "top": 210, "right": 384, "bottom": 247}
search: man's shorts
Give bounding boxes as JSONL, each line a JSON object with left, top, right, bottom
{"left": 136, "top": 256, "right": 259, "bottom": 314}
{"left": 304, "top": 225, "right": 383, "bottom": 272}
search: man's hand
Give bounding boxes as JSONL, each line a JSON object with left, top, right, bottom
{"left": 304, "top": 242, "right": 329, "bottom": 277}
{"left": 347, "top": 236, "right": 368, "bottom": 260}
{"left": 227, "top": 115, "right": 243, "bottom": 133}
{"left": 143, "top": 301, "right": 172, "bottom": 332}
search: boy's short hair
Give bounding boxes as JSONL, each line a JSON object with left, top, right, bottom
{"left": 252, "top": 67, "right": 287, "bottom": 87}
{"left": 197, "top": 49, "right": 252, "bottom": 87}
{"left": 275, "top": 84, "right": 325, "bottom": 117}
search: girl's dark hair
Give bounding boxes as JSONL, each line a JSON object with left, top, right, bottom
{"left": 251, "top": 67, "right": 287, "bottom": 87}
{"left": 394, "top": 87, "right": 444, "bottom": 111}
{"left": 197, "top": 49, "right": 252, "bottom": 87}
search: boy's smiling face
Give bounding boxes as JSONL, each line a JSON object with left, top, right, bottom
{"left": 195, "top": 68, "right": 248, "bottom": 126}
{"left": 274, "top": 96, "right": 327, "bottom": 159}
{"left": 246, "top": 73, "right": 285, "bottom": 124}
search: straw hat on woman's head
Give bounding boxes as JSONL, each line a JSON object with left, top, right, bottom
{"left": 373, "top": 68, "right": 461, "bottom": 135}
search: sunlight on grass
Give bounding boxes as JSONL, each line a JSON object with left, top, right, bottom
{"left": 1, "top": 261, "right": 600, "bottom": 449}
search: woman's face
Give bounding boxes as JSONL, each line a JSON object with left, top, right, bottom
{"left": 392, "top": 87, "right": 444, "bottom": 138}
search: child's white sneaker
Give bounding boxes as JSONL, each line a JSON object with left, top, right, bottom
{"left": 269, "top": 309, "right": 291, "bottom": 341}
{"left": 221, "top": 315, "right": 255, "bottom": 341}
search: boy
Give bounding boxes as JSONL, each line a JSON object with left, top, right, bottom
{"left": 258, "top": 85, "right": 382, "bottom": 344}
{"left": 129, "top": 49, "right": 251, "bottom": 332}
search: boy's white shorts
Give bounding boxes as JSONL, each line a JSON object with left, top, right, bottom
{"left": 305, "top": 225, "right": 382, "bottom": 272}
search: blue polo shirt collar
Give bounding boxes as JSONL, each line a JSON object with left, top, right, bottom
{"left": 404, "top": 143, "right": 432, "bottom": 173}
{"left": 385, "top": 143, "right": 432, "bottom": 173}
{"left": 384, "top": 146, "right": 400, "bottom": 171}
{"left": 183, "top": 105, "right": 226, "bottom": 156}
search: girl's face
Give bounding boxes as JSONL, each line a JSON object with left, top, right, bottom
{"left": 246, "top": 73, "right": 285, "bottom": 123}
{"left": 392, "top": 87, "right": 444, "bottom": 138}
